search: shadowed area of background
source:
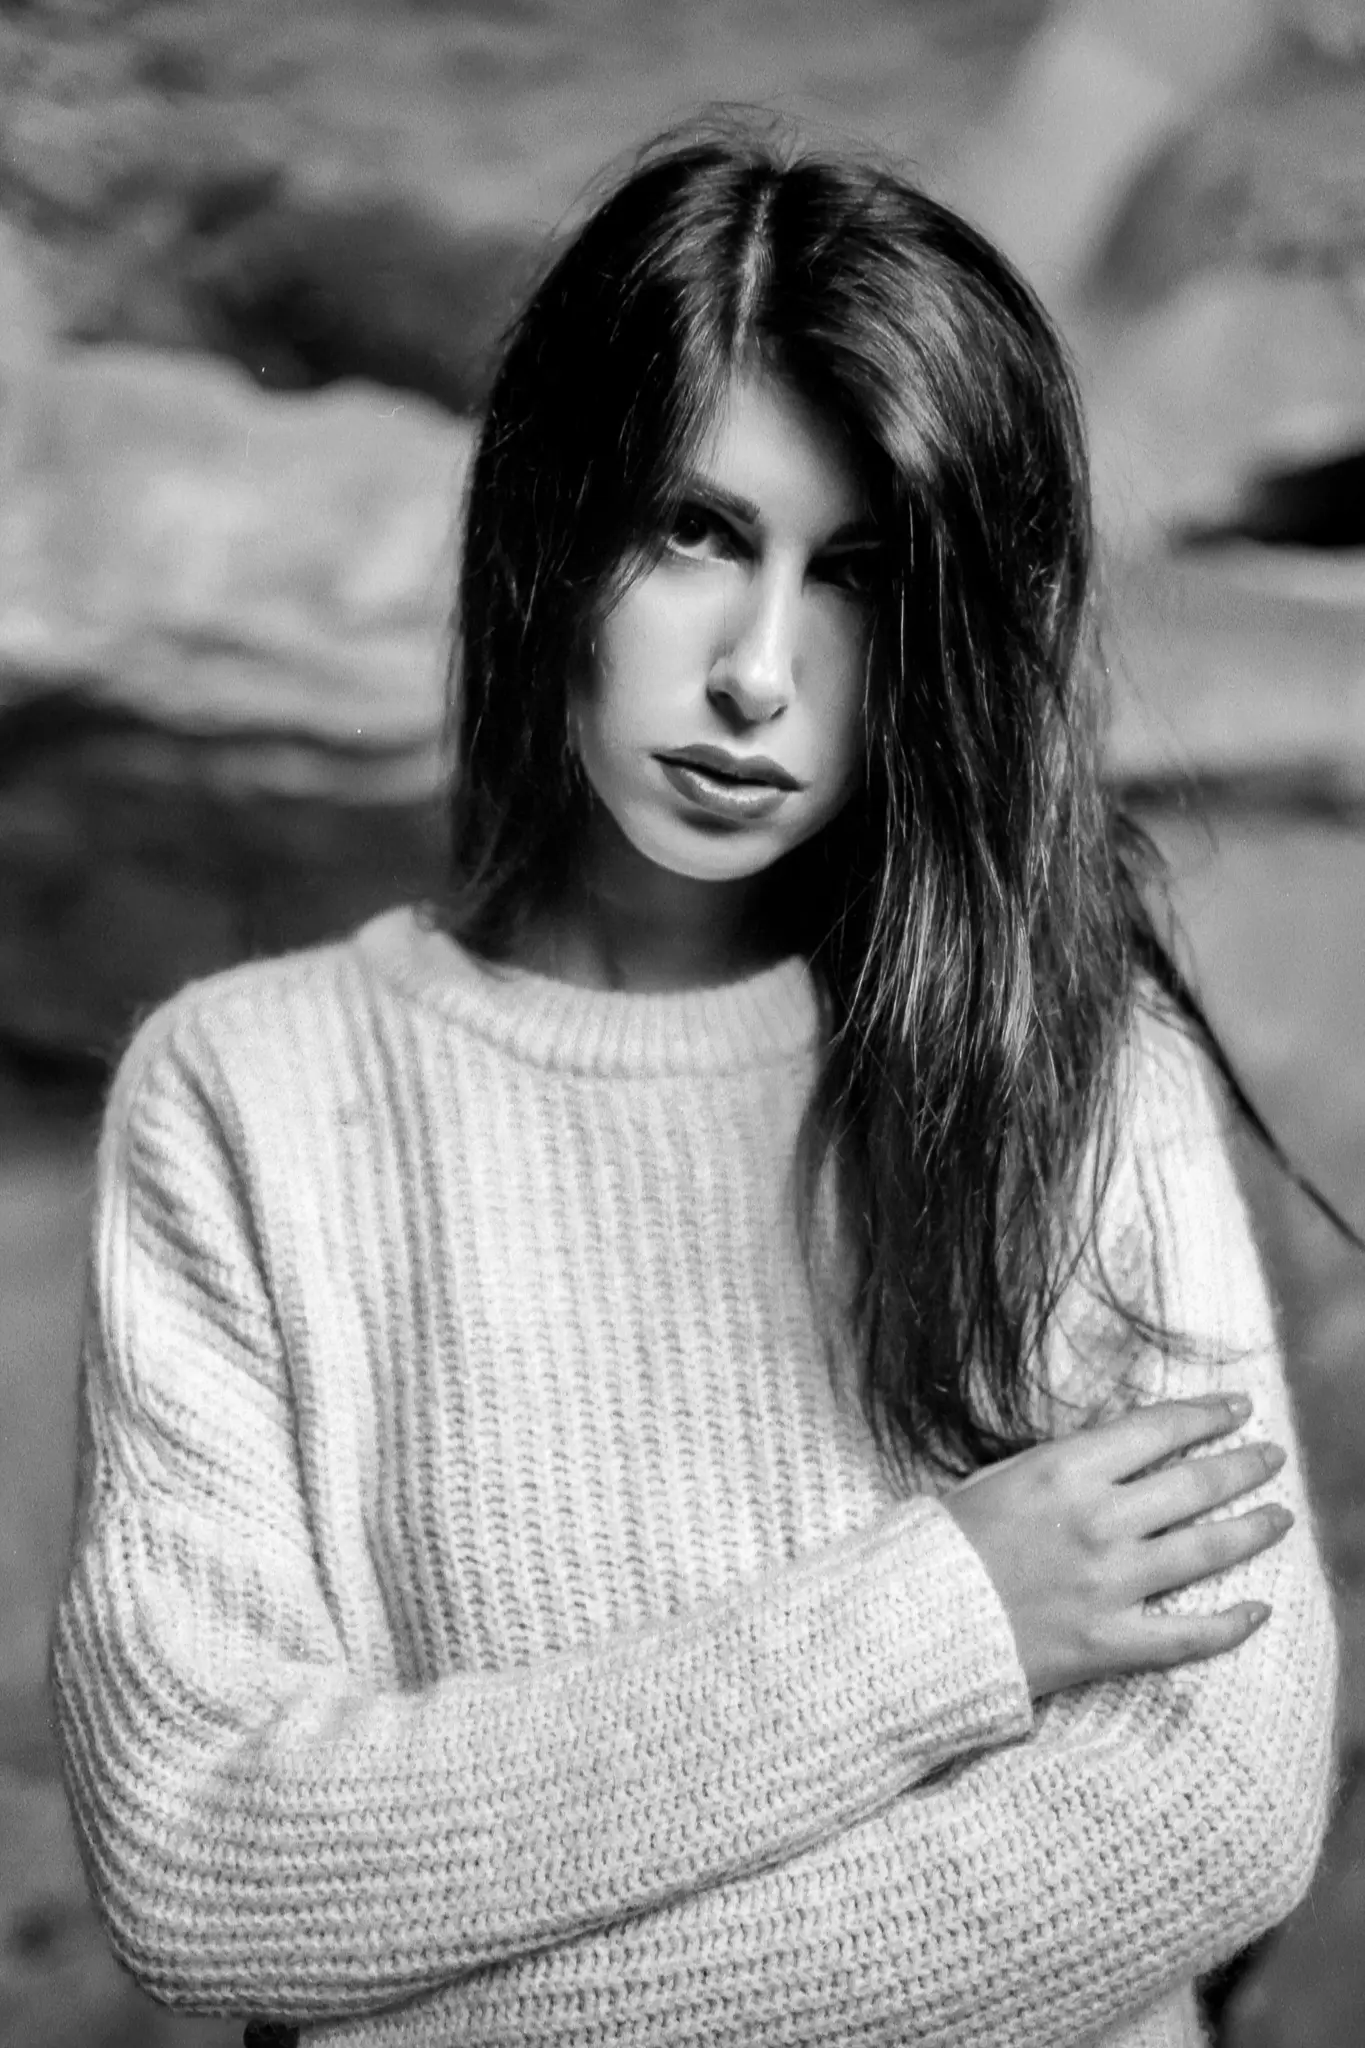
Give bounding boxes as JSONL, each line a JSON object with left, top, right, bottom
{"left": 1, "top": 3, "right": 1363, "bottom": 2043}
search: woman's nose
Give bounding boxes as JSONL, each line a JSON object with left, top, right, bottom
{"left": 707, "top": 568, "right": 799, "bottom": 725}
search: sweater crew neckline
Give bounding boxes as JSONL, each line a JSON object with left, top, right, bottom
{"left": 354, "top": 903, "right": 823, "bottom": 1077}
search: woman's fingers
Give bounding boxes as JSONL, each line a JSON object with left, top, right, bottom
{"left": 1137, "top": 1501, "right": 1295, "bottom": 1602}
{"left": 1115, "top": 1601, "right": 1273, "bottom": 1675}
{"left": 1120, "top": 1439, "right": 1287, "bottom": 1536}
{"left": 946, "top": 1396, "right": 1290, "bottom": 1697}
{"left": 1077, "top": 1396, "right": 1252, "bottom": 1483}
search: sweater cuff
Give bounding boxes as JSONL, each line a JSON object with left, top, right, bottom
{"left": 703, "top": 1492, "right": 1033, "bottom": 1828}
{"left": 840, "top": 1494, "right": 1035, "bottom": 1770}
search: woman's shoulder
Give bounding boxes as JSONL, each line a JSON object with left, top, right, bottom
{"left": 1041, "top": 982, "right": 1262, "bottom": 1423}
{"left": 102, "top": 905, "right": 427, "bottom": 1137}
{"left": 1116, "top": 977, "right": 1237, "bottom": 1170}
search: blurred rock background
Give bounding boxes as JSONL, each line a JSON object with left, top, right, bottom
{"left": 1, "top": 2, "right": 1363, "bottom": 2043}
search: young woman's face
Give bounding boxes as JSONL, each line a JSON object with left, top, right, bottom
{"left": 571, "top": 370, "right": 877, "bottom": 886}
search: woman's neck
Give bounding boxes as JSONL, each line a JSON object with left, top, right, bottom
{"left": 517, "top": 909, "right": 774, "bottom": 996}
{"left": 511, "top": 814, "right": 788, "bottom": 996}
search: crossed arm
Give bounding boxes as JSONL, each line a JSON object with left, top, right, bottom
{"left": 307, "top": 1343, "right": 1333, "bottom": 2048}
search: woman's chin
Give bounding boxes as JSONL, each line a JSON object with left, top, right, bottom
{"left": 623, "top": 816, "right": 787, "bottom": 887}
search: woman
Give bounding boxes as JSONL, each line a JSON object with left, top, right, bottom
{"left": 50, "top": 122, "right": 1336, "bottom": 2046}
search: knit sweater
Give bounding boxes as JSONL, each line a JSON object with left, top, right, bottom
{"left": 50, "top": 903, "right": 1337, "bottom": 2048}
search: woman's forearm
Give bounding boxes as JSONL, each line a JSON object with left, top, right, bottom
{"left": 52, "top": 1478, "right": 1032, "bottom": 2016}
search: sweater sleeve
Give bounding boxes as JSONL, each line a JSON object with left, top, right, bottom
{"left": 48, "top": 994, "right": 1033, "bottom": 2020}
{"left": 329, "top": 1001, "right": 1338, "bottom": 2048}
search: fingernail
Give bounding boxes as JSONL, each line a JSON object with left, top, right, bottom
{"left": 1227, "top": 1394, "right": 1253, "bottom": 1419}
{"left": 1268, "top": 1505, "right": 1295, "bottom": 1532}
{"left": 1262, "top": 1443, "right": 1287, "bottom": 1473}
{"left": 1245, "top": 1601, "right": 1272, "bottom": 1628}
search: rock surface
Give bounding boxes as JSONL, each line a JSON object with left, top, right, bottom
{"left": 0, "top": 344, "right": 468, "bottom": 1056}
{"left": 1, "top": 345, "right": 470, "bottom": 751}
{"left": 180, "top": 188, "right": 541, "bottom": 414}
{"left": 0, "top": 0, "right": 1044, "bottom": 380}
{"left": 1086, "top": 31, "right": 1365, "bottom": 314}
{"left": 1104, "top": 545, "right": 1365, "bottom": 803}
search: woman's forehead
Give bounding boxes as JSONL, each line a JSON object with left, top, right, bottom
{"left": 686, "top": 369, "right": 873, "bottom": 537}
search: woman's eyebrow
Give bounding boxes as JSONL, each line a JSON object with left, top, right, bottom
{"left": 680, "top": 476, "right": 760, "bottom": 526}
{"left": 683, "top": 474, "right": 879, "bottom": 547}
{"left": 819, "top": 529, "right": 884, "bottom": 552}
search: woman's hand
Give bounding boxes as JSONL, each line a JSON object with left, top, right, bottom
{"left": 944, "top": 1396, "right": 1292, "bottom": 1699}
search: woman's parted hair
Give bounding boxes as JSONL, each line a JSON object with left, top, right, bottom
{"left": 443, "top": 117, "right": 1177, "bottom": 1478}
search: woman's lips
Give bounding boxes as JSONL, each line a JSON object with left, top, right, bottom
{"left": 657, "top": 756, "right": 792, "bottom": 822}
{"left": 659, "top": 744, "right": 802, "bottom": 790}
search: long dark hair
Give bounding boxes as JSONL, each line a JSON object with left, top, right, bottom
{"left": 440, "top": 117, "right": 1346, "bottom": 1479}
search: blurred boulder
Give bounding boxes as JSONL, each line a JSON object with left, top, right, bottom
{"left": 177, "top": 184, "right": 542, "bottom": 413}
{"left": 941, "top": 0, "right": 1280, "bottom": 303}
{"left": 0, "top": 345, "right": 471, "bottom": 743}
{"left": 1085, "top": 266, "right": 1365, "bottom": 816}
{"left": 0, "top": 0, "right": 1053, "bottom": 399}
{"left": 939, "top": 0, "right": 1365, "bottom": 826}
{"left": 0, "top": 14, "right": 288, "bottom": 349}
{"left": 0, "top": 346, "right": 472, "bottom": 1061}
{"left": 0, "top": 217, "right": 55, "bottom": 397}
{"left": 0, "top": 703, "right": 455, "bottom": 1067}
{"left": 1087, "top": 30, "right": 1365, "bottom": 314}
{"left": 1174, "top": 443, "right": 1365, "bottom": 549}
{"left": 957, "top": 3, "right": 1365, "bottom": 608}
{"left": 0, "top": 5, "right": 542, "bottom": 408}
{"left": 1104, "top": 542, "right": 1365, "bottom": 805}
{"left": 1090, "top": 262, "right": 1365, "bottom": 512}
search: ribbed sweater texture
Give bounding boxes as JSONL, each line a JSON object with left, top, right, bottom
{"left": 50, "top": 904, "right": 1337, "bottom": 2047}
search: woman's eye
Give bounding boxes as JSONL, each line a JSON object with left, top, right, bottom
{"left": 817, "top": 550, "right": 883, "bottom": 598}
{"left": 664, "top": 504, "right": 738, "bottom": 560}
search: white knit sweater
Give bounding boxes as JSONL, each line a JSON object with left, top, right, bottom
{"left": 50, "top": 904, "right": 1337, "bottom": 2047}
